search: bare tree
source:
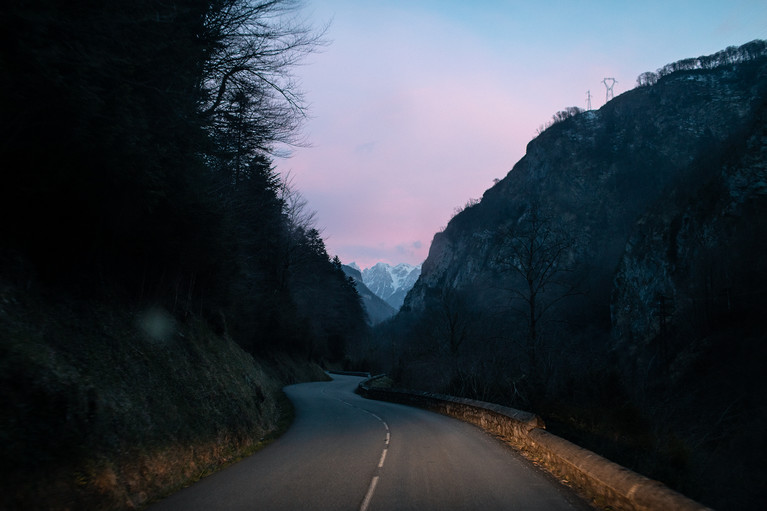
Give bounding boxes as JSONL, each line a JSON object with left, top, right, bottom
{"left": 495, "top": 203, "right": 579, "bottom": 371}
{"left": 200, "top": 0, "right": 327, "bottom": 154}
{"left": 433, "top": 286, "right": 475, "bottom": 357}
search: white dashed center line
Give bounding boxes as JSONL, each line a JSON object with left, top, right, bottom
{"left": 359, "top": 410, "right": 389, "bottom": 511}
{"left": 325, "top": 388, "right": 391, "bottom": 511}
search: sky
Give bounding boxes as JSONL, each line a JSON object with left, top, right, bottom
{"left": 274, "top": 0, "right": 767, "bottom": 269}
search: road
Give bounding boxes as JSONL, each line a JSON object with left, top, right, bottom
{"left": 148, "top": 374, "right": 590, "bottom": 511}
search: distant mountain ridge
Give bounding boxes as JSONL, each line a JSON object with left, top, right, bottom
{"left": 349, "top": 262, "right": 421, "bottom": 310}
{"left": 342, "top": 264, "right": 397, "bottom": 324}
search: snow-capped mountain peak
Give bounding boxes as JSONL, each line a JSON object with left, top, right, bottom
{"left": 360, "top": 262, "right": 421, "bottom": 310}
{"left": 390, "top": 263, "right": 420, "bottom": 290}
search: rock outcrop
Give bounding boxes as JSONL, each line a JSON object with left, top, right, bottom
{"left": 405, "top": 47, "right": 767, "bottom": 362}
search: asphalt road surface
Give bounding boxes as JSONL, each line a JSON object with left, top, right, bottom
{"left": 148, "top": 374, "right": 590, "bottom": 511}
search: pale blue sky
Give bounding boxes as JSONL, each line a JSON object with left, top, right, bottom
{"left": 277, "top": 0, "right": 767, "bottom": 268}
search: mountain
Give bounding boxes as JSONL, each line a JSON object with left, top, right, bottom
{"left": 360, "top": 262, "right": 421, "bottom": 310}
{"left": 342, "top": 264, "right": 397, "bottom": 324}
{"left": 391, "top": 41, "right": 767, "bottom": 510}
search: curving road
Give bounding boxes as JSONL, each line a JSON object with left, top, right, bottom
{"left": 148, "top": 374, "right": 590, "bottom": 511}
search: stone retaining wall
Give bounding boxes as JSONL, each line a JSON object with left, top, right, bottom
{"left": 357, "top": 375, "right": 711, "bottom": 511}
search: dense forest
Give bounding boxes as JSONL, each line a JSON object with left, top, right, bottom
{"left": 364, "top": 41, "right": 767, "bottom": 510}
{"left": 0, "top": 1, "right": 367, "bottom": 508}
{"left": 0, "top": 0, "right": 367, "bottom": 359}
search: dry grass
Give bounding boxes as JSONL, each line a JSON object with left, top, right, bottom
{"left": 0, "top": 283, "right": 322, "bottom": 510}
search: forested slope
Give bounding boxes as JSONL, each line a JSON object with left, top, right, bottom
{"left": 0, "top": 2, "right": 367, "bottom": 509}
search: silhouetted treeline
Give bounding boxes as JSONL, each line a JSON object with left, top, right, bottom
{"left": 637, "top": 38, "right": 767, "bottom": 86}
{"left": 535, "top": 106, "right": 584, "bottom": 135}
{"left": 0, "top": 0, "right": 366, "bottom": 362}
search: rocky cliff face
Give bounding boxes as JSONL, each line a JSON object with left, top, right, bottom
{"left": 405, "top": 52, "right": 767, "bottom": 354}
{"left": 611, "top": 104, "right": 767, "bottom": 371}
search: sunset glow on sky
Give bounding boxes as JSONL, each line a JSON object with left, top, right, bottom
{"left": 275, "top": 0, "right": 767, "bottom": 269}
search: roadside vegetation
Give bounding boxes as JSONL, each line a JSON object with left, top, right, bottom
{"left": 0, "top": 2, "right": 367, "bottom": 509}
{"left": 0, "top": 279, "right": 331, "bottom": 509}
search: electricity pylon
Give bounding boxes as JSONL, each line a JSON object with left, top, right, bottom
{"left": 602, "top": 77, "right": 617, "bottom": 103}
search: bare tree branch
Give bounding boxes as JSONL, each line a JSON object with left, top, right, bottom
{"left": 199, "top": 0, "right": 327, "bottom": 154}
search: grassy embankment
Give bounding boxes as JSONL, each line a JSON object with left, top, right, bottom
{"left": 0, "top": 282, "right": 327, "bottom": 510}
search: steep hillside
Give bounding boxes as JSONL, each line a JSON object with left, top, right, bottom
{"left": 0, "top": 3, "right": 366, "bottom": 510}
{"left": 390, "top": 42, "right": 767, "bottom": 510}
{"left": 612, "top": 101, "right": 767, "bottom": 370}
{"left": 0, "top": 276, "right": 328, "bottom": 510}
{"left": 408, "top": 49, "right": 767, "bottom": 316}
